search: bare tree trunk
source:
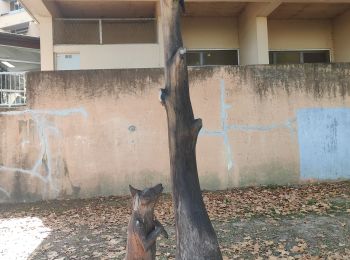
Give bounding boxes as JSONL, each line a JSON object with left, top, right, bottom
{"left": 160, "top": 0, "right": 222, "bottom": 259}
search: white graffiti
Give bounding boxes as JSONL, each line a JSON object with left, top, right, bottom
{"left": 200, "top": 79, "right": 297, "bottom": 171}
{"left": 0, "top": 108, "right": 88, "bottom": 200}
{"left": 0, "top": 187, "right": 10, "bottom": 198}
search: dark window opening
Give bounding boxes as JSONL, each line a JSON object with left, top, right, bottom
{"left": 186, "top": 50, "right": 239, "bottom": 67}
{"left": 10, "top": 1, "right": 22, "bottom": 11}
{"left": 269, "top": 50, "right": 330, "bottom": 65}
{"left": 303, "top": 51, "right": 330, "bottom": 63}
{"left": 10, "top": 27, "right": 28, "bottom": 35}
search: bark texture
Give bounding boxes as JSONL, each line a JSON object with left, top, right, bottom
{"left": 160, "top": 1, "right": 223, "bottom": 259}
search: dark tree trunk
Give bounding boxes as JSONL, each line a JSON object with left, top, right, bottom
{"left": 160, "top": 0, "right": 223, "bottom": 259}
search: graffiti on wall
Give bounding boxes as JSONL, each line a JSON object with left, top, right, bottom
{"left": 200, "top": 80, "right": 297, "bottom": 172}
{"left": 0, "top": 108, "right": 87, "bottom": 201}
{"left": 200, "top": 80, "right": 350, "bottom": 182}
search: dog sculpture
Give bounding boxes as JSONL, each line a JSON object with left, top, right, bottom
{"left": 125, "top": 183, "right": 168, "bottom": 260}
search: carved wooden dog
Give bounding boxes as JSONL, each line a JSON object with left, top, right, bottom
{"left": 125, "top": 183, "right": 168, "bottom": 260}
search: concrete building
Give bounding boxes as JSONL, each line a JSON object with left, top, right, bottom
{"left": 19, "top": 0, "right": 350, "bottom": 71}
{"left": 0, "top": 0, "right": 40, "bottom": 72}
{"left": 0, "top": 0, "right": 38, "bottom": 36}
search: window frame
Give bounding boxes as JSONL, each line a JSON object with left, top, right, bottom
{"left": 269, "top": 49, "right": 332, "bottom": 65}
{"left": 186, "top": 48, "right": 240, "bottom": 67}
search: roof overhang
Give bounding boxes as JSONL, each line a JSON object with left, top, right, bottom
{"left": 269, "top": 3, "right": 350, "bottom": 19}
{"left": 20, "top": 0, "right": 350, "bottom": 20}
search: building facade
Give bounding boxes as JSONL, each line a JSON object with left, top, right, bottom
{"left": 0, "top": 0, "right": 40, "bottom": 72}
{"left": 0, "top": 0, "right": 38, "bottom": 37}
{"left": 20, "top": 0, "right": 350, "bottom": 72}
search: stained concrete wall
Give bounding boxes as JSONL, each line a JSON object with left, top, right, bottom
{"left": 1, "top": 64, "right": 350, "bottom": 203}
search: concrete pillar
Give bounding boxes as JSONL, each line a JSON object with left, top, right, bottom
{"left": 156, "top": 2, "right": 165, "bottom": 67}
{"left": 238, "top": 4, "right": 270, "bottom": 65}
{"left": 27, "top": 21, "right": 40, "bottom": 37}
{"left": 38, "top": 16, "right": 54, "bottom": 71}
{"left": 333, "top": 10, "right": 350, "bottom": 62}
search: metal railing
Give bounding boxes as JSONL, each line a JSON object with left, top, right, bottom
{"left": 0, "top": 72, "right": 26, "bottom": 107}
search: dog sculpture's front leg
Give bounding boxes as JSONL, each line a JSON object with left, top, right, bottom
{"left": 154, "top": 219, "right": 168, "bottom": 239}
{"left": 135, "top": 219, "right": 163, "bottom": 251}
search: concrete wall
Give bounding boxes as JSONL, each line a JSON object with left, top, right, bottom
{"left": 54, "top": 44, "right": 162, "bottom": 70}
{"left": 268, "top": 19, "right": 334, "bottom": 52}
{"left": 333, "top": 10, "right": 350, "bottom": 62}
{"left": 1, "top": 64, "right": 350, "bottom": 203}
{"left": 181, "top": 17, "right": 239, "bottom": 49}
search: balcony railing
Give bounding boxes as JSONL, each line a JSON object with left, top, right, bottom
{"left": 0, "top": 72, "right": 26, "bottom": 107}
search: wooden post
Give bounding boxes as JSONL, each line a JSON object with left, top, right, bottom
{"left": 160, "top": 0, "right": 223, "bottom": 259}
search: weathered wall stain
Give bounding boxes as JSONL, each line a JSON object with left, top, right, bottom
{"left": 223, "top": 64, "right": 350, "bottom": 99}
{"left": 26, "top": 69, "right": 164, "bottom": 105}
{"left": 0, "top": 108, "right": 87, "bottom": 202}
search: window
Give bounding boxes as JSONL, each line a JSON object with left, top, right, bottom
{"left": 269, "top": 50, "right": 330, "bottom": 65}
{"left": 186, "top": 50, "right": 239, "bottom": 67}
{"left": 10, "top": 1, "right": 22, "bottom": 12}
{"left": 10, "top": 27, "right": 28, "bottom": 35}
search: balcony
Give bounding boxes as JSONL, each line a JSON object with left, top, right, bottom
{"left": 53, "top": 18, "right": 162, "bottom": 70}
{"left": 0, "top": 9, "right": 32, "bottom": 31}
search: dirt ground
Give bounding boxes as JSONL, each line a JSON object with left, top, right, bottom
{"left": 0, "top": 181, "right": 349, "bottom": 260}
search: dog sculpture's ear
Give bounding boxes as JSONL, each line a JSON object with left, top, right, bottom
{"left": 152, "top": 183, "right": 164, "bottom": 195}
{"left": 129, "top": 185, "right": 140, "bottom": 197}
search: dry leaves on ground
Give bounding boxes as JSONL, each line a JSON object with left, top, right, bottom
{"left": 0, "top": 181, "right": 349, "bottom": 259}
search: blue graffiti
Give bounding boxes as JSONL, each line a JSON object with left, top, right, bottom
{"left": 297, "top": 108, "right": 350, "bottom": 180}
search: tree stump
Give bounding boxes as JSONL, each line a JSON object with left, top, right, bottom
{"left": 160, "top": 0, "right": 223, "bottom": 259}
